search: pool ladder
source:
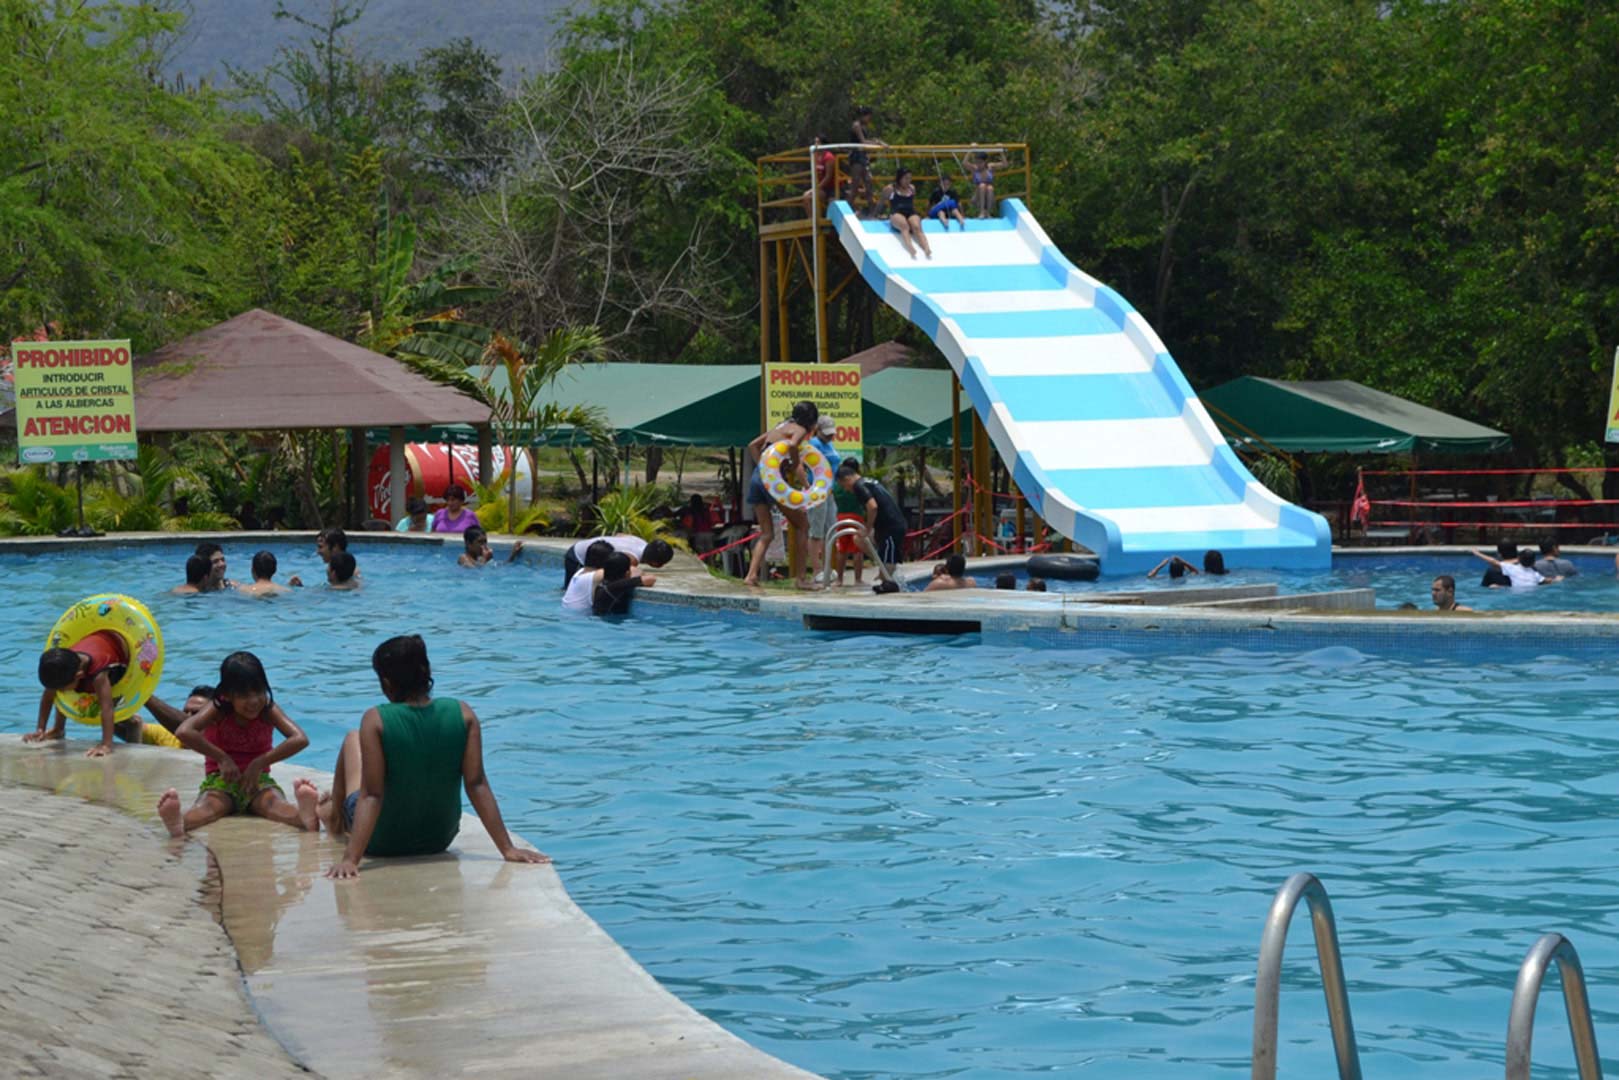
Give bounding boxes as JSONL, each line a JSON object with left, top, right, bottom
{"left": 1252, "top": 872, "right": 1603, "bottom": 1079}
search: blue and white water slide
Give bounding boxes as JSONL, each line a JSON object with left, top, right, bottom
{"left": 830, "top": 199, "right": 1332, "bottom": 573}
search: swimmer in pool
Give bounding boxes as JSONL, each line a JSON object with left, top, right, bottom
{"left": 173, "top": 555, "right": 210, "bottom": 595}
{"left": 1430, "top": 575, "right": 1472, "bottom": 612}
{"left": 327, "top": 551, "right": 360, "bottom": 590}
{"left": 238, "top": 550, "right": 301, "bottom": 596}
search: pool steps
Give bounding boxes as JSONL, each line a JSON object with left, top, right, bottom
{"left": 1254, "top": 872, "right": 1603, "bottom": 1080}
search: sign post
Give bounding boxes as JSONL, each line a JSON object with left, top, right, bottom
{"left": 1606, "top": 346, "right": 1619, "bottom": 444}
{"left": 12, "top": 339, "right": 139, "bottom": 536}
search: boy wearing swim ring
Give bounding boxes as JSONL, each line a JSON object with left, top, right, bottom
{"left": 321, "top": 635, "right": 547, "bottom": 879}
{"left": 157, "top": 652, "right": 320, "bottom": 837}
{"left": 744, "top": 400, "right": 821, "bottom": 590}
{"left": 29, "top": 633, "right": 130, "bottom": 757}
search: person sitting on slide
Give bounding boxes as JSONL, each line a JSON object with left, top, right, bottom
{"left": 744, "top": 400, "right": 822, "bottom": 590}
{"left": 928, "top": 176, "right": 967, "bottom": 231}
{"left": 883, "top": 168, "right": 932, "bottom": 260}
{"left": 321, "top": 635, "right": 548, "bottom": 879}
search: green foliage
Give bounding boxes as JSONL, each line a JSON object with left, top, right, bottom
{"left": 591, "top": 485, "right": 670, "bottom": 541}
{"left": 1246, "top": 455, "right": 1298, "bottom": 503}
{"left": 470, "top": 471, "right": 555, "bottom": 535}
{"left": 0, "top": 467, "right": 77, "bottom": 536}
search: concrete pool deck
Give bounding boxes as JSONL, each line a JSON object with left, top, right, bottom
{"left": 0, "top": 741, "right": 817, "bottom": 1080}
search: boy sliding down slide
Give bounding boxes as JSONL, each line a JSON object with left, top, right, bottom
{"left": 321, "top": 635, "right": 547, "bottom": 879}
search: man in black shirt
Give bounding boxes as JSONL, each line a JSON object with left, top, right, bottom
{"left": 837, "top": 460, "right": 907, "bottom": 568}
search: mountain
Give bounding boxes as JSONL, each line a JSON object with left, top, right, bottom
{"left": 165, "top": 0, "right": 569, "bottom": 84}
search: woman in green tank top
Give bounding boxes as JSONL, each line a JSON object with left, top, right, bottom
{"left": 321, "top": 635, "right": 549, "bottom": 879}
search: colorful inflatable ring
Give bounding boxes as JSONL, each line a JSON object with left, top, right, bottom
{"left": 45, "top": 594, "right": 164, "bottom": 726}
{"left": 758, "top": 440, "right": 834, "bottom": 511}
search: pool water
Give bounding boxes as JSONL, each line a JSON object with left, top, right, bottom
{"left": 958, "top": 553, "right": 1619, "bottom": 613}
{"left": 3, "top": 542, "right": 1616, "bottom": 1079}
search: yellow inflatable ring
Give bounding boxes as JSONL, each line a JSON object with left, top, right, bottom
{"left": 45, "top": 593, "right": 164, "bottom": 725}
{"left": 758, "top": 440, "right": 834, "bottom": 511}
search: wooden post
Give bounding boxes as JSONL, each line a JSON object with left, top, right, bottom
{"left": 759, "top": 239, "right": 771, "bottom": 432}
{"left": 776, "top": 239, "right": 791, "bottom": 366}
{"left": 951, "top": 375, "right": 963, "bottom": 553}
{"left": 388, "top": 426, "right": 406, "bottom": 529}
{"left": 476, "top": 424, "right": 493, "bottom": 487}
{"left": 971, "top": 413, "right": 991, "bottom": 554}
{"left": 348, "top": 427, "right": 367, "bottom": 527}
{"left": 814, "top": 221, "right": 831, "bottom": 365}
{"left": 1015, "top": 480, "right": 1026, "bottom": 554}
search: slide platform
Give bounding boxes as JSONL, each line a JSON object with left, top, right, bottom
{"left": 830, "top": 199, "right": 1332, "bottom": 573}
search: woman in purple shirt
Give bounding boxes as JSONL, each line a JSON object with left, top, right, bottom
{"left": 432, "top": 484, "right": 480, "bottom": 534}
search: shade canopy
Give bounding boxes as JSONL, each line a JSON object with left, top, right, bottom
{"left": 132, "top": 309, "right": 492, "bottom": 432}
{"left": 380, "top": 363, "right": 972, "bottom": 448}
{"left": 1200, "top": 376, "right": 1511, "bottom": 455}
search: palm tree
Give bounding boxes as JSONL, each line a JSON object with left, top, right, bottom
{"left": 479, "top": 328, "right": 612, "bottom": 525}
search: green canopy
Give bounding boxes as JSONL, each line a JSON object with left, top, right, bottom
{"left": 1200, "top": 376, "right": 1511, "bottom": 455}
{"left": 373, "top": 363, "right": 973, "bottom": 448}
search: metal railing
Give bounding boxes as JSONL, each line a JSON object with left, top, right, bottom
{"left": 819, "top": 518, "right": 896, "bottom": 586}
{"left": 1252, "top": 873, "right": 1363, "bottom": 1080}
{"left": 756, "top": 142, "right": 1032, "bottom": 222}
{"left": 1505, "top": 933, "right": 1603, "bottom": 1080}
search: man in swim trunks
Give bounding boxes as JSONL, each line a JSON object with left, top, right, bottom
{"left": 743, "top": 401, "right": 821, "bottom": 589}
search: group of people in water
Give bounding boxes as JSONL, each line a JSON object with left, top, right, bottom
{"left": 174, "top": 531, "right": 359, "bottom": 594}
{"left": 560, "top": 534, "right": 675, "bottom": 616}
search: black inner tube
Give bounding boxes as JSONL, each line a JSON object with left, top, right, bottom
{"left": 1026, "top": 554, "right": 1099, "bottom": 581}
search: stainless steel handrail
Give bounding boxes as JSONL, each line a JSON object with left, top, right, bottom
{"left": 1252, "top": 873, "right": 1363, "bottom": 1080}
{"left": 820, "top": 518, "right": 895, "bottom": 586}
{"left": 1505, "top": 933, "right": 1603, "bottom": 1080}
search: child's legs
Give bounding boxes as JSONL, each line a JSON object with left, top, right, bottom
{"left": 782, "top": 506, "right": 811, "bottom": 579}
{"left": 185, "top": 790, "right": 235, "bottom": 832}
{"left": 249, "top": 784, "right": 306, "bottom": 830}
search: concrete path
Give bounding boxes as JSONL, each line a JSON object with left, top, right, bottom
{"left": 0, "top": 742, "right": 818, "bottom": 1080}
{"left": 0, "top": 784, "right": 308, "bottom": 1079}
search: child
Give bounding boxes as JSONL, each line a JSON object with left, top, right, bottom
{"left": 1148, "top": 555, "right": 1199, "bottom": 579}
{"left": 321, "top": 634, "right": 548, "bottom": 878}
{"left": 156, "top": 652, "right": 320, "bottom": 837}
{"left": 458, "top": 527, "right": 525, "bottom": 568}
{"left": 928, "top": 177, "right": 966, "bottom": 231}
{"left": 173, "top": 554, "right": 209, "bottom": 595}
{"left": 239, "top": 550, "right": 300, "bottom": 596}
{"left": 28, "top": 632, "right": 129, "bottom": 757}
{"left": 315, "top": 527, "right": 347, "bottom": 565}
{"left": 592, "top": 552, "right": 654, "bottom": 616}
{"left": 328, "top": 551, "right": 360, "bottom": 590}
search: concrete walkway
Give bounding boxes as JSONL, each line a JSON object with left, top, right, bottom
{"left": 0, "top": 784, "right": 308, "bottom": 1079}
{"left": 0, "top": 742, "right": 817, "bottom": 1080}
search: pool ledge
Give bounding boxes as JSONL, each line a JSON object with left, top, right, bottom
{"left": 0, "top": 741, "right": 818, "bottom": 1080}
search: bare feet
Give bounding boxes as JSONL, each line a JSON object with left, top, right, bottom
{"left": 157, "top": 788, "right": 185, "bottom": 838}
{"left": 293, "top": 778, "right": 320, "bottom": 833}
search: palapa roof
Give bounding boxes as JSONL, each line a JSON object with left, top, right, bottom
{"left": 133, "top": 309, "right": 492, "bottom": 432}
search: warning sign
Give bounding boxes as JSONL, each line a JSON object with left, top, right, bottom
{"left": 12, "top": 340, "right": 138, "bottom": 463}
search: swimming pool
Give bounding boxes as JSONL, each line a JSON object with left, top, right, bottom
{"left": 3, "top": 541, "right": 1614, "bottom": 1078}
{"left": 946, "top": 552, "right": 1619, "bottom": 613}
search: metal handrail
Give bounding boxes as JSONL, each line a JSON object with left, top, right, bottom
{"left": 819, "top": 518, "right": 896, "bottom": 586}
{"left": 1505, "top": 933, "right": 1603, "bottom": 1080}
{"left": 1252, "top": 873, "right": 1363, "bottom": 1080}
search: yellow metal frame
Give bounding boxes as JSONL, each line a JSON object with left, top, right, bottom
{"left": 756, "top": 143, "right": 1032, "bottom": 558}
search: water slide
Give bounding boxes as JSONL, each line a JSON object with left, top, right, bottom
{"left": 829, "top": 199, "right": 1332, "bottom": 573}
